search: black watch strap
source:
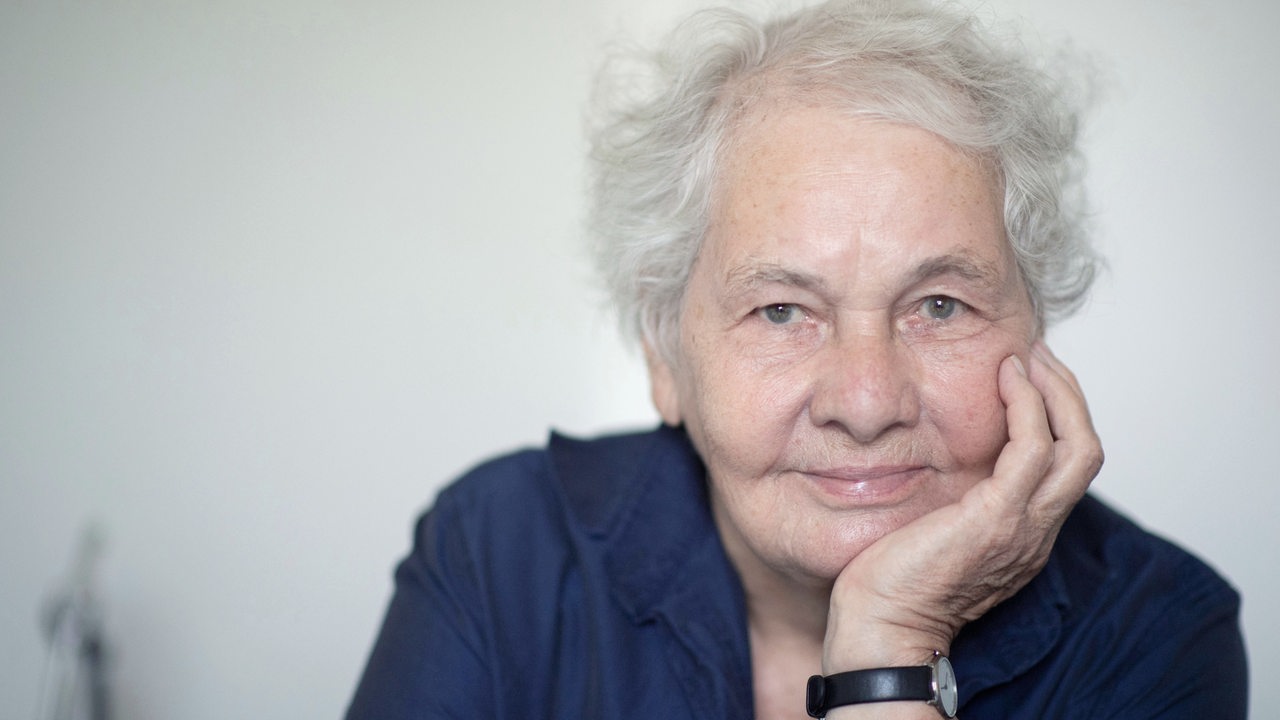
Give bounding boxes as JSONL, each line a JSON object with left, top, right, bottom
{"left": 806, "top": 666, "right": 932, "bottom": 717}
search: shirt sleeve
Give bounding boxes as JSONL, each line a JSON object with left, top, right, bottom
{"left": 345, "top": 489, "right": 490, "bottom": 720}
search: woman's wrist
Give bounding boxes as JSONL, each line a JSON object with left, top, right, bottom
{"left": 822, "top": 613, "right": 953, "bottom": 674}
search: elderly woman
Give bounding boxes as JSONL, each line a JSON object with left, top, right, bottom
{"left": 347, "top": 1, "right": 1246, "bottom": 718}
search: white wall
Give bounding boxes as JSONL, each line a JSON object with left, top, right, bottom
{"left": 1, "top": 0, "right": 1275, "bottom": 718}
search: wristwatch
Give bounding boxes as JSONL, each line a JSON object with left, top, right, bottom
{"left": 805, "top": 652, "right": 958, "bottom": 718}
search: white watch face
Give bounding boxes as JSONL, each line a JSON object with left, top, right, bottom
{"left": 934, "top": 655, "right": 958, "bottom": 717}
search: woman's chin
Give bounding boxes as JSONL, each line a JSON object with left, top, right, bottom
{"left": 795, "top": 506, "right": 933, "bottom": 582}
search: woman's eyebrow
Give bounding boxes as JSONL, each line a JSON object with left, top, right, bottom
{"left": 722, "top": 263, "right": 830, "bottom": 297}
{"left": 907, "top": 253, "right": 1006, "bottom": 291}
{"left": 721, "top": 253, "right": 1004, "bottom": 298}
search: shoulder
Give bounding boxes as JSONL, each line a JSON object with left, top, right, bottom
{"left": 959, "top": 494, "right": 1246, "bottom": 718}
{"left": 1055, "top": 494, "right": 1240, "bottom": 623}
{"left": 433, "top": 424, "right": 698, "bottom": 537}
{"left": 385, "top": 426, "right": 686, "bottom": 663}
{"left": 348, "top": 428, "right": 682, "bottom": 720}
{"left": 1050, "top": 495, "right": 1246, "bottom": 717}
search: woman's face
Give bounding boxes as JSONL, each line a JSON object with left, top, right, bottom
{"left": 647, "top": 107, "right": 1037, "bottom": 587}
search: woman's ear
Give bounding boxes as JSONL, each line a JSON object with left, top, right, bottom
{"left": 644, "top": 342, "right": 683, "bottom": 427}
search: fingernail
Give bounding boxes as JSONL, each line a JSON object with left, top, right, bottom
{"left": 1011, "top": 355, "right": 1027, "bottom": 377}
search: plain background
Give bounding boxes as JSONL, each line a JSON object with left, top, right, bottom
{"left": 2, "top": 0, "right": 1277, "bottom": 717}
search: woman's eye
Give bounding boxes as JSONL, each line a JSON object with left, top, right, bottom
{"left": 921, "top": 296, "right": 961, "bottom": 320}
{"left": 759, "top": 303, "right": 803, "bottom": 325}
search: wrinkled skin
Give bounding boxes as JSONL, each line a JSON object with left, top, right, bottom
{"left": 647, "top": 106, "right": 1103, "bottom": 719}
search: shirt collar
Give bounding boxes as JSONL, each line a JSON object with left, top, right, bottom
{"left": 549, "top": 425, "right": 754, "bottom": 717}
{"left": 549, "top": 424, "right": 726, "bottom": 621}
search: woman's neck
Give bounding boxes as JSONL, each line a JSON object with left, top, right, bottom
{"left": 711, "top": 493, "right": 831, "bottom": 643}
{"left": 732, "top": 544, "right": 830, "bottom": 719}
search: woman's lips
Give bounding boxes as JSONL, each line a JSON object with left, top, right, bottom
{"left": 799, "top": 465, "right": 929, "bottom": 505}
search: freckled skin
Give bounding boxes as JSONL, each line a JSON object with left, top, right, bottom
{"left": 649, "top": 106, "right": 1037, "bottom": 591}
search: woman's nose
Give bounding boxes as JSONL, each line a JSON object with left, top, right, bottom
{"left": 806, "top": 328, "right": 921, "bottom": 444}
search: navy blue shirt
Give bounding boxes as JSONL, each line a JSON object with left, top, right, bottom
{"left": 347, "top": 426, "right": 1247, "bottom": 718}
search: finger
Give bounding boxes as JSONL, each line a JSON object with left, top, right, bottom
{"left": 1028, "top": 350, "right": 1095, "bottom": 441}
{"left": 985, "top": 354, "right": 1055, "bottom": 506}
{"left": 1027, "top": 347, "right": 1100, "bottom": 447}
{"left": 1026, "top": 350, "right": 1104, "bottom": 504}
{"left": 1032, "top": 340, "right": 1085, "bottom": 398}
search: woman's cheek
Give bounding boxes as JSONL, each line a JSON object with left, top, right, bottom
{"left": 919, "top": 345, "right": 1011, "bottom": 468}
{"left": 712, "top": 361, "right": 815, "bottom": 481}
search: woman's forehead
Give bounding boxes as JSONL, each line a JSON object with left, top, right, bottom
{"left": 702, "top": 108, "right": 1011, "bottom": 284}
